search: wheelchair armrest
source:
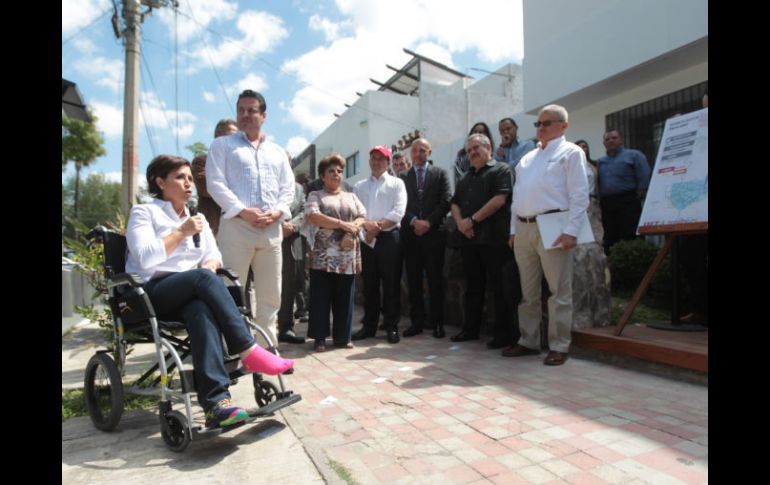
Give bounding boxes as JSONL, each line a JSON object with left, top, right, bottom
{"left": 108, "top": 272, "right": 146, "bottom": 288}
{"left": 216, "top": 267, "right": 240, "bottom": 283}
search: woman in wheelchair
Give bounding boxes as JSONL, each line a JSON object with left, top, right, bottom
{"left": 126, "top": 154, "right": 294, "bottom": 428}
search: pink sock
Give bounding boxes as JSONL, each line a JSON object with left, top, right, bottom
{"left": 241, "top": 345, "right": 294, "bottom": 375}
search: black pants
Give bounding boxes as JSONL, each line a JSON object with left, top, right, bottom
{"left": 277, "top": 238, "right": 306, "bottom": 335}
{"left": 361, "top": 230, "right": 402, "bottom": 332}
{"left": 600, "top": 192, "right": 642, "bottom": 254}
{"left": 403, "top": 229, "right": 447, "bottom": 328}
{"left": 460, "top": 244, "right": 515, "bottom": 342}
{"left": 307, "top": 270, "right": 355, "bottom": 343}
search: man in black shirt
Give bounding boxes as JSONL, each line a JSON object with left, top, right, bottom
{"left": 449, "top": 133, "right": 517, "bottom": 349}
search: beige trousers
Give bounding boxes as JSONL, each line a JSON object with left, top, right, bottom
{"left": 217, "top": 216, "right": 283, "bottom": 342}
{"left": 513, "top": 219, "right": 574, "bottom": 353}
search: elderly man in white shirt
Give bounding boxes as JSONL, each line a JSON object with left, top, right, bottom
{"left": 207, "top": 90, "right": 295, "bottom": 341}
{"left": 352, "top": 145, "right": 407, "bottom": 344}
{"left": 503, "top": 104, "right": 589, "bottom": 366}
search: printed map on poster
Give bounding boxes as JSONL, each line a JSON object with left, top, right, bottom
{"left": 638, "top": 107, "right": 708, "bottom": 231}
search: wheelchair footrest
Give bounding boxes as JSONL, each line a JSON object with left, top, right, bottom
{"left": 247, "top": 393, "right": 302, "bottom": 417}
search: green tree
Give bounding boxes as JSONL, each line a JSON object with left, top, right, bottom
{"left": 62, "top": 173, "right": 122, "bottom": 238}
{"left": 185, "top": 141, "right": 207, "bottom": 158}
{"left": 62, "top": 113, "right": 107, "bottom": 219}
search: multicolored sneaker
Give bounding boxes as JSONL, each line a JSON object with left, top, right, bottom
{"left": 205, "top": 398, "right": 249, "bottom": 428}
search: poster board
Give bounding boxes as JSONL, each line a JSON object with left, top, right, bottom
{"left": 637, "top": 107, "right": 708, "bottom": 235}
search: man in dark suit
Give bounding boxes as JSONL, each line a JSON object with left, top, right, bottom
{"left": 399, "top": 138, "right": 452, "bottom": 338}
{"left": 277, "top": 182, "right": 307, "bottom": 344}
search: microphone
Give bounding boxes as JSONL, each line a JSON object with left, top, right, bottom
{"left": 188, "top": 204, "right": 201, "bottom": 248}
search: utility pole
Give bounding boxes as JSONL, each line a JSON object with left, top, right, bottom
{"left": 120, "top": 0, "right": 142, "bottom": 214}
{"left": 116, "top": 0, "right": 176, "bottom": 213}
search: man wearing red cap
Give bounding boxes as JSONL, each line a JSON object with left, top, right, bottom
{"left": 352, "top": 145, "right": 407, "bottom": 344}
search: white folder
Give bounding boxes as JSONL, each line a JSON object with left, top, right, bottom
{"left": 535, "top": 211, "right": 595, "bottom": 250}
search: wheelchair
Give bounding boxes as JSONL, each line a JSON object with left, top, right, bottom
{"left": 83, "top": 226, "right": 301, "bottom": 452}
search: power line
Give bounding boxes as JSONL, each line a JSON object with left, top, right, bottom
{"left": 62, "top": 9, "right": 113, "bottom": 45}
{"left": 137, "top": 57, "right": 159, "bottom": 157}
{"left": 139, "top": 47, "right": 178, "bottom": 144}
{"left": 173, "top": 7, "right": 418, "bottom": 132}
{"left": 173, "top": 2, "right": 180, "bottom": 153}
{"left": 183, "top": 0, "right": 235, "bottom": 118}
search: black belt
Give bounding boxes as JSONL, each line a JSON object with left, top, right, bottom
{"left": 517, "top": 209, "right": 562, "bottom": 223}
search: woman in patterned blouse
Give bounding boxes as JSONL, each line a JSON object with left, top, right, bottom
{"left": 303, "top": 153, "right": 367, "bottom": 352}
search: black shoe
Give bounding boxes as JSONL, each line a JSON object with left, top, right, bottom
{"left": 486, "top": 338, "right": 509, "bottom": 350}
{"left": 295, "top": 312, "right": 309, "bottom": 323}
{"left": 403, "top": 326, "right": 423, "bottom": 337}
{"left": 432, "top": 327, "right": 446, "bottom": 338}
{"left": 352, "top": 328, "right": 376, "bottom": 341}
{"left": 278, "top": 330, "right": 306, "bottom": 344}
{"left": 450, "top": 331, "right": 479, "bottom": 342}
{"left": 387, "top": 329, "right": 400, "bottom": 344}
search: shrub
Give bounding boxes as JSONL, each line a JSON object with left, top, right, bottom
{"left": 608, "top": 238, "right": 692, "bottom": 304}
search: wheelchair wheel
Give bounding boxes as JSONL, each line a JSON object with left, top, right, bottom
{"left": 254, "top": 379, "right": 279, "bottom": 408}
{"left": 160, "top": 410, "right": 191, "bottom": 452}
{"left": 84, "top": 353, "right": 124, "bottom": 431}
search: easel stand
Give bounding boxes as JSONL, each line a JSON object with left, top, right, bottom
{"left": 614, "top": 224, "right": 708, "bottom": 337}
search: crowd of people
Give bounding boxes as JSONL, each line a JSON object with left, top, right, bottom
{"left": 123, "top": 88, "right": 706, "bottom": 424}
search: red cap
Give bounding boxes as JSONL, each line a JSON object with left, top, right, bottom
{"left": 369, "top": 145, "right": 392, "bottom": 161}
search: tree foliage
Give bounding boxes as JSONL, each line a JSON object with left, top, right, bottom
{"left": 62, "top": 113, "right": 106, "bottom": 171}
{"left": 185, "top": 141, "right": 207, "bottom": 158}
{"left": 62, "top": 173, "right": 122, "bottom": 238}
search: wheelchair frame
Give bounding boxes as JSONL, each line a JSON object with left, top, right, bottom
{"left": 83, "top": 226, "right": 301, "bottom": 451}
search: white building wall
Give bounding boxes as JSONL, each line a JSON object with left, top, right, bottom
{"left": 565, "top": 63, "right": 708, "bottom": 154}
{"left": 523, "top": 0, "right": 708, "bottom": 112}
{"left": 310, "top": 90, "right": 419, "bottom": 185}
{"left": 307, "top": 63, "right": 527, "bottom": 190}
{"left": 421, "top": 63, "right": 528, "bottom": 187}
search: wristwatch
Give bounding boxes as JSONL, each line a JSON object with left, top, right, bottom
{"left": 470, "top": 215, "right": 478, "bottom": 226}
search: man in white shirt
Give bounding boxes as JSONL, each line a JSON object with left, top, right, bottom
{"left": 503, "top": 104, "right": 589, "bottom": 366}
{"left": 352, "top": 146, "right": 407, "bottom": 344}
{"left": 206, "top": 90, "right": 295, "bottom": 341}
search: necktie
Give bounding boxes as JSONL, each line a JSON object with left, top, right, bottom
{"left": 417, "top": 167, "right": 425, "bottom": 190}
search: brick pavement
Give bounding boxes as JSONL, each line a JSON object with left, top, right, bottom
{"left": 279, "top": 306, "right": 708, "bottom": 485}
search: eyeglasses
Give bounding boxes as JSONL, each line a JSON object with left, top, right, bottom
{"left": 533, "top": 119, "right": 563, "bottom": 128}
{"left": 326, "top": 168, "right": 344, "bottom": 175}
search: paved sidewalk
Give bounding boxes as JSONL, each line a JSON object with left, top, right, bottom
{"left": 278, "top": 307, "right": 708, "bottom": 485}
{"left": 63, "top": 305, "right": 707, "bottom": 484}
{"left": 62, "top": 320, "right": 325, "bottom": 485}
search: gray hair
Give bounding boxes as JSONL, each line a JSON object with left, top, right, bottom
{"left": 540, "top": 104, "right": 568, "bottom": 122}
{"left": 466, "top": 133, "right": 492, "bottom": 147}
{"left": 411, "top": 137, "right": 432, "bottom": 150}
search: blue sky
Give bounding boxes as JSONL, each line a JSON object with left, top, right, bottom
{"left": 62, "top": 0, "right": 524, "bottom": 185}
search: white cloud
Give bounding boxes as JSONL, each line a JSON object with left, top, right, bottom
{"left": 308, "top": 15, "right": 350, "bottom": 42}
{"left": 202, "top": 91, "right": 216, "bottom": 103}
{"left": 91, "top": 102, "right": 124, "bottom": 138}
{"left": 72, "top": 37, "right": 99, "bottom": 55}
{"left": 286, "top": 136, "right": 310, "bottom": 157}
{"left": 187, "top": 10, "right": 288, "bottom": 73}
{"left": 139, "top": 92, "right": 198, "bottom": 141}
{"left": 74, "top": 57, "right": 124, "bottom": 94}
{"left": 102, "top": 171, "right": 122, "bottom": 184}
{"left": 282, "top": 35, "right": 409, "bottom": 134}
{"left": 157, "top": 0, "right": 238, "bottom": 44}
{"left": 334, "top": 0, "right": 523, "bottom": 62}
{"left": 412, "top": 42, "right": 455, "bottom": 68}
{"left": 226, "top": 73, "right": 269, "bottom": 100}
{"left": 62, "top": 0, "right": 111, "bottom": 37}
{"left": 282, "top": 1, "right": 524, "bottom": 135}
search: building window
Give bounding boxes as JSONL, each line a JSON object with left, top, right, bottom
{"left": 346, "top": 151, "right": 359, "bottom": 178}
{"left": 605, "top": 80, "right": 708, "bottom": 168}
